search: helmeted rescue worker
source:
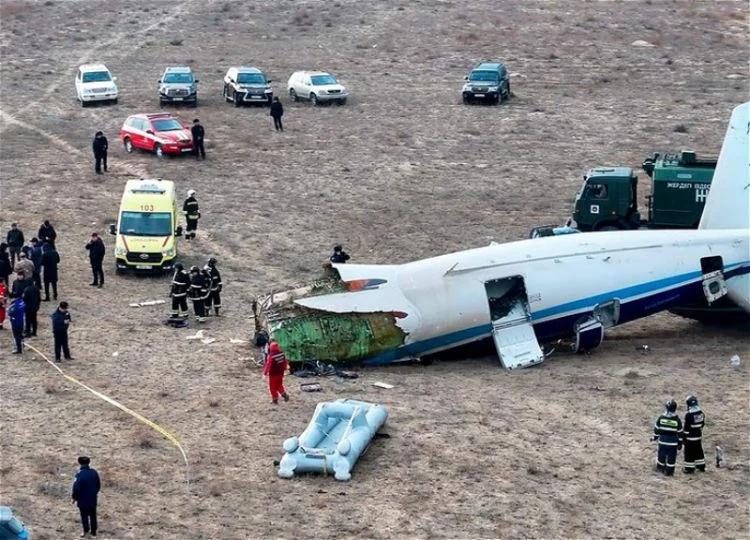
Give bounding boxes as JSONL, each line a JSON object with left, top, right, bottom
{"left": 169, "top": 263, "right": 190, "bottom": 318}
{"left": 183, "top": 190, "right": 200, "bottom": 240}
{"left": 653, "top": 398, "right": 682, "bottom": 476}
{"left": 200, "top": 266, "right": 213, "bottom": 315}
{"left": 207, "top": 257, "right": 222, "bottom": 317}
{"left": 682, "top": 395, "right": 706, "bottom": 473}
{"left": 188, "top": 266, "right": 207, "bottom": 322}
{"left": 330, "top": 244, "right": 350, "bottom": 264}
{"left": 263, "top": 341, "right": 290, "bottom": 405}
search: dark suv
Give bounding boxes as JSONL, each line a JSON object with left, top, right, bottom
{"left": 462, "top": 62, "right": 510, "bottom": 104}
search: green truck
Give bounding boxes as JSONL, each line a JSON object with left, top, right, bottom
{"left": 531, "top": 150, "right": 747, "bottom": 325}
{"left": 568, "top": 150, "right": 716, "bottom": 231}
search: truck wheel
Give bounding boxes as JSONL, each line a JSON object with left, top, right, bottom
{"left": 124, "top": 137, "right": 134, "bottom": 153}
{"left": 310, "top": 93, "right": 318, "bottom": 106}
{"left": 289, "top": 88, "right": 298, "bottom": 102}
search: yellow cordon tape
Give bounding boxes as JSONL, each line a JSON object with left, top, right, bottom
{"left": 25, "top": 343, "right": 190, "bottom": 484}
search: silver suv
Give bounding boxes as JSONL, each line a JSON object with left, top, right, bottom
{"left": 287, "top": 70, "right": 348, "bottom": 105}
{"left": 223, "top": 67, "right": 273, "bottom": 106}
{"left": 158, "top": 66, "right": 199, "bottom": 107}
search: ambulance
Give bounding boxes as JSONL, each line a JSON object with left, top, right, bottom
{"left": 109, "top": 179, "right": 182, "bottom": 273}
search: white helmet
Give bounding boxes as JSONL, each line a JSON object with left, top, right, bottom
{"left": 187, "top": 189, "right": 196, "bottom": 197}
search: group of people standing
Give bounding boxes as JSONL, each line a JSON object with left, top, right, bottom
{"left": 653, "top": 395, "right": 707, "bottom": 476}
{"left": 169, "top": 257, "right": 222, "bottom": 322}
{"left": 1, "top": 221, "right": 100, "bottom": 360}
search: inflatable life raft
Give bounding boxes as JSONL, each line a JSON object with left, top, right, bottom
{"left": 278, "top": 399, "right": 388, "bottom": 481}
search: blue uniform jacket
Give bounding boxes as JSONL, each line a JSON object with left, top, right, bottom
{"left": 8, "top": 299, "right": 25, "bottom": 326}
{"left": 72, "top": 465, "right": 101, "bottom": 508}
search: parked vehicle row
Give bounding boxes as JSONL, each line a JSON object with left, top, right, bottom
{"left": 77, "top": 64, "right": 350, "bottom": 108}
{"left": 76, "top": 60, "right": 512, "bottom": 108}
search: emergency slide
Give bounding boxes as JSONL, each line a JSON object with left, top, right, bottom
{"left": 278, "top": 399, "right": 388, "bottom": 481}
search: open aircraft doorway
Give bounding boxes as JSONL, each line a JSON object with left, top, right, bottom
{"left": 484, "top": 276, "right": 544, "bottom": 370}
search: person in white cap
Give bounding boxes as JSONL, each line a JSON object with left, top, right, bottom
{"left": 183, "top": 189, "right": 200, "bottom": 240}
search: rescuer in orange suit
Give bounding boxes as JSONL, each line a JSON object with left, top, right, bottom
{"left": 264, "top": 342, "right": 290, "bottom": 405}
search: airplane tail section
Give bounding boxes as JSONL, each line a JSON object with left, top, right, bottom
{"left": 698, "top": 102, "right": 750, "bottom": 230}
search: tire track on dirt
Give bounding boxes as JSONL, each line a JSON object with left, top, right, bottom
{"left": 0, "top": 109, "right": 148, "bottom": 178}
{"left": 5, "top": 3, "right": 194, "bottom": 123}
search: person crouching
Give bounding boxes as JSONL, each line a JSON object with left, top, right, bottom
{"left": 264, "top": 342, "right": 290, "bottom": 405}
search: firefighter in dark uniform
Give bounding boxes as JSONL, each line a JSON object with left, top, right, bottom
{"left": 200, "top": 266, "right": 213, "bottom": 315}
{"left": 653, "top": 398, "right": 682, "bottom": 476}
{"left": 207, "top": 257, "right": 222, "bottom": 317}
{"left": 330, "top": 244, "right": 350, "bottom": 263}
{"left": 682, "top": 395, "right": 706, "bottom": 473}
{"left": 169, "top": 263, "right": 190, "bottom": 318}
{"left": 188, "top": 265, "right": 206, "bottom": 322}
{"left": 183, "top": 190, "right": 200, "bottom": 240}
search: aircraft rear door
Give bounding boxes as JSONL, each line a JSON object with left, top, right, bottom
{"left": 484, "top": 276, "right": 544, "bottom": 370}
{"left": 700, "top": 256, "right": 728, "bottom": 304}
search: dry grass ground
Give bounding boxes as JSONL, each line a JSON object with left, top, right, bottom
{"left": 1, "top": 0, "right": 748, "bottom": 538}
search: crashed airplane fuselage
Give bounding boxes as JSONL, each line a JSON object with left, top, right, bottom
{"left": 259, "top": 102, "right": 750, "bottom": 369}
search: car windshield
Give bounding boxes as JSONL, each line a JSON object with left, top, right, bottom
{"left": 238, "top": 72, "right": 266, "bottom": 84}
{"left": 82, "top": 71, "right": 112, "bottom": 83}
{"left": 152, "top": 119, "right": 183, "bottom": 132}
{"left": 163, "top": 73, "right": 194, "bottom": 84}
{"left": 119, "top": 211, "right": 172, "bottom": 236}
{"left": 469, "top": 71, "right": 499, "bottom": 83}
{"left": 311, "top": 74, "right": 337, "bottom": 86}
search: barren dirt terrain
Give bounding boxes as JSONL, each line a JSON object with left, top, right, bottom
{"left": 1, "top": 0, "right": 749, "bottom": 538}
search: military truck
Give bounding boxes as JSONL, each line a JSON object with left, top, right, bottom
{"left": 567, "top": 150, "right": 716, "bottom": 232}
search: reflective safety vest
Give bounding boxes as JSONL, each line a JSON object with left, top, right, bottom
{"left": 654, "top": 413, "right": 683, "bottom": 446}
{"left": 682, "top": 408, "right": 705, "bottom": 442}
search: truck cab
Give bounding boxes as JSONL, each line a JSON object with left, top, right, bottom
{"left": 569, "top": 167, "right": 639, "bottom": 231}
{"left": 109, "top": 179, "right": 182, "bottom": 274}
{"left": 642, "top": 150, "right": 716, "bottom": 228}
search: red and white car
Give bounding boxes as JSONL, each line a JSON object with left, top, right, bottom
{"left": 120, "top": 113, "right": 194, "bottom": 157}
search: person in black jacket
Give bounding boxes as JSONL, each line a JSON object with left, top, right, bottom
{"left": 41, "top": 243, "right": 60, "bottom": 301}
{"left": 92, "top": 131, "right": 108, "bottom": 174}
{"left": 22, "top": 281, "right": 40, "bottom": 337}
{"left": 191, "top": 119, "right": 205, "bottom": 160}
{"left": 29, "top": 238, "right": 43, "bottom": 288}
{"left": 11, "top": 270, "right": 31, "bottom": 299}
{"left": 38, "top": 220, "right": 57, "bottom": 247}
{"left": 51, "top": 301, "right": 72, "bottom": 361}
{"left": 6, "top": 223, "right": 24, "bottom": 269}
{"left": 270, "top": 97, "right": 284, "bottom": 131}
{"left": 71, "top": 456, "right": 101, "bottom": 537}
{"left": 85, "top": 233, "right": 106, "bottom": 287}
{"left": 0, "top": 242, "right": 10, "bottom": 287}
{"left": 330, "top": 244, "right": 350, "bottom": 264}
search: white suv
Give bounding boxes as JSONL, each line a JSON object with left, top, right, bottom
{"left": 75, "top": 64, "right": 118, "bottom": 106}
{"left": 287, "top": 71, "right": 348, "bottom": 105}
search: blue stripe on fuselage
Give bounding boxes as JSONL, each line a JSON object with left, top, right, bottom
{"left": 362, "top": 262, "right": 750, "bottom": 366}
